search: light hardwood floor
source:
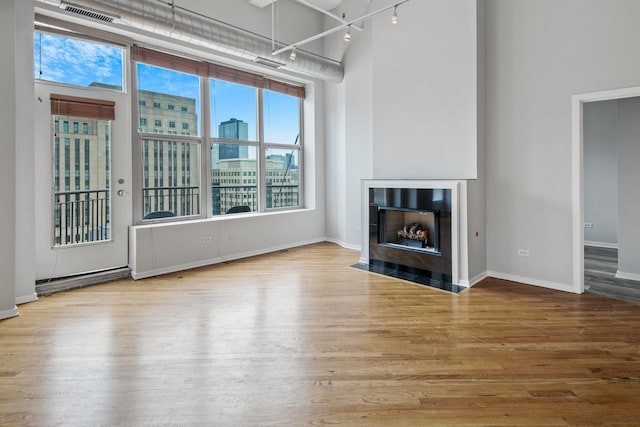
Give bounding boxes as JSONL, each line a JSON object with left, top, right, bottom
{"left": 2, "top": 242, "right": 640, "bottom": 426}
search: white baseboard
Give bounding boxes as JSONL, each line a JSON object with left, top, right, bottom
{"left": 131, "top": 238, "right": 327, "bottom": 280}
{"left": 324, "top": 238, "right": 360, "bottom": 252}
{"left": 16, "top": 293, "right": 38, "bottom": 305}
{"left": 585, "top": 240, "right": 618, "bottom": 249}
{"left": 487, "top": 271, "right": 577, "bottom": 294}
{"left": 0, "top": 306, "right": 19, "bottom": 321}
{"left": 615, "top": 270, "right": 640, "bottom": 281}
{"left": 468, "top": 271, "right": 489, "bottom": 287}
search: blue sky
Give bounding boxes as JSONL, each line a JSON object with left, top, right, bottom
{"left": 35, "top": 31, "right": 300, "bottom": 144}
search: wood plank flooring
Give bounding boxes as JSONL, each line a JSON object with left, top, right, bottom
{"left": 2, "top": 242, "right": 640, "bottom": 426}
{"left": 585, "top": 245, "right": 640, "bottom": 302}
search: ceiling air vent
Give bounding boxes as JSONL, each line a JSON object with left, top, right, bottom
{"left": 253, "top": 57, "right": 285, "bottom": 69}
{"left": 59, "top": 1, "right": 120, "bottom": 23}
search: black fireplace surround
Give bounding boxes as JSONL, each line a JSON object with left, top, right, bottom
{"left": 367, "top": 187, "right": 459, "bottom": 291}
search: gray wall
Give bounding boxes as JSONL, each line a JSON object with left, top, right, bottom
{"left": 486, "top": 0, "right": 640, "bottom": 290}
{"left": 583, "top": 100, "right": 618, "bottom": 247}
{"left": 0, "top": 0, "right": 18, "bottom": 319}
{"left": 0, "top": 0, "right": 33, "bottom": 318}
{"left": 371, "top": 0, "right": 477, "bottom": 180}
{"left": 467, "top": 0, "right": 487, "bottom": 282}
{"left": 616, "top": 97, "right": 640, "bottom": 278}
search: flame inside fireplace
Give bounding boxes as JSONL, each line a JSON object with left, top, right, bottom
{"left": 397, "top": 222, "right": 428, "bottom": 248}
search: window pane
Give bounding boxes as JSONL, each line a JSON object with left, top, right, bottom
{"left": 210, "top": 79, "right": 257, "bottom": 141}
{"left": 142, "top": 139, "right": 201, "bottom": 219}
{"left": 266, "top": 147, "right": 300, "bottom": 209}
{"left": 263, "top": 90, "right": 300, "bottom": 144}
{"left": 211, "top": 144, "right": 257, "bottom": 215}
{"left": 35, "top": 32, "right": 123, "bottom": 90}
{"left": 53, "top": 115, "right": 111, "bottom": 246}
{"left": 137, "top": 63, "right": 201, "bottom": 136}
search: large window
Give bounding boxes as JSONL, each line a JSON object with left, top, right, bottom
{"left": 134, "top": 47, "right": 305, "bottom": 221}
{"left": 136, "top": 61, "right": 202, "bottom": 220}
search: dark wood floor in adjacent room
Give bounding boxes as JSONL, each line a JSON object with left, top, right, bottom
{"left": 2, "top": 242, "right": 640, "bottom": 426}
{"left": 585, "top": 245, "right": 640, "bottom": 302}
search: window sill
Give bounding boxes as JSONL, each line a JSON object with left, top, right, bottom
{"left": 133, "top": 207, "right": 314, "bottom": 229}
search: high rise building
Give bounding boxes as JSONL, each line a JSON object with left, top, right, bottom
{"left": 217, "top": 118, "right": 249, "bottom": 160}
{"left": 218, "top": 118, "right": 249, "bottom": 141}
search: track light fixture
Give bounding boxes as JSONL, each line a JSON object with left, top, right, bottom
{"left": 270, "top": 1, "right": 409, "bottom": 58}
{"left": 344, "top": 25, "right": 352, "bottom": 42}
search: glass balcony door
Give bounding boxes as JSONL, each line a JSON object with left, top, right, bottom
{"left": 34, "top": 83, "right": 132, "bottom": 280}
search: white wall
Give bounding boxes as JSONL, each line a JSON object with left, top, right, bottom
{"left": 15, "top": 0, "right": 37, "bottom": 305}
{"left": 615, "top": 97, "right": 640, "bottom": 279}
{"left": 486, "top": 0, "right": 640, "bottom": 291}
{"left": 0, "top": 0, "right": 33, "bottom": 319}
{"left": 583, "top": 100, "right": 618, "bottom": 247}
{"left": 323, "top": 1, "right": 375, "bottom": 249}
{"left": 130, "top": 210, "right": 325, "bottom": 278}
{"left": 371, "top": 0, "right": 477, "bottom": 180}
{"left": 467, "top": 0, "right": 487, "bottom": 284}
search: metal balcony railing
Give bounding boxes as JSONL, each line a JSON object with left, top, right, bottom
{"left": 54, "top": 189, "right": 109, "bottom": 246}
{"left": 54, "top": 184, "right": 299, "bottom": 241}
{"left": 143, "top": 185, "right": 200, "bottom": 218}
{"left": 211, "top": 184, "right": 299, "bottom": 214}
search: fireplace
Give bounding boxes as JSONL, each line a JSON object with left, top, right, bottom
{"left": 359, "top": 180, "right": 465, "bottom": 293}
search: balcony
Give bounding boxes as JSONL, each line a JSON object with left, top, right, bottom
{"left": 54, "top": 189, "right": 110, "bottom": 246}
{"left": 54, "top": 184, "right": 300, "bottom": 242}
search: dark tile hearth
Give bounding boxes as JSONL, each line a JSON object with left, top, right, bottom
{"left": 351, "top": 261, "right": 466, "bottom": 294}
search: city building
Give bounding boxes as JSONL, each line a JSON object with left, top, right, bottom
{"left": 212, "top": 156, "right": 299, "bottom": 214}
{"left": 218, "top": 117, "right": 249, "bottom": 142}
{"left": 52, "top": 115, "right": 111, "bottom": 245}
{"left": 137, "top": 90, "right": 201, "bottom": 218}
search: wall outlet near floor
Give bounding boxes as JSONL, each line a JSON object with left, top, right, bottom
{"left": 202, "top": 237, "right": 212, "bottom": 243}
{"left": 518, "top": 249, "right": 529, "bottom": 256}
{"left": 584, "top": 223, "right": 594, "bottom": 228}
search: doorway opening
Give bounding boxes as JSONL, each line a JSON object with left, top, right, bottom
{"left": 572, "top": 87, "right": 640, "bottom": 299}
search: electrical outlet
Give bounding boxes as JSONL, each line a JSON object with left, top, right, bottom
{"left": 202, "top": 237, "right": 212, "bottom": 243}
{"left": 518, "top": 249, "right": 529, "bottom": 257}
{"left": 584, "top": 223, "right": 594, "bottom": 228}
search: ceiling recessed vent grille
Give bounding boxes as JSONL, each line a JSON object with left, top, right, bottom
{"left": 59, "top": 2, "right": 120, "bottom": 23}
{"left": 253, "top": 57, "right": 285, "bottom": 69}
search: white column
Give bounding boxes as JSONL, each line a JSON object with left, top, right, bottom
{"left": 0, "top": 0, "right": 20, "bottom": 319}
{"left": 15, "top": 0, "right": 37, "bottom": 305}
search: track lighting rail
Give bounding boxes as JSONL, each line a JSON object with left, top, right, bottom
{"left": 271, "top": 0, "right": 409, "bottom": 57}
